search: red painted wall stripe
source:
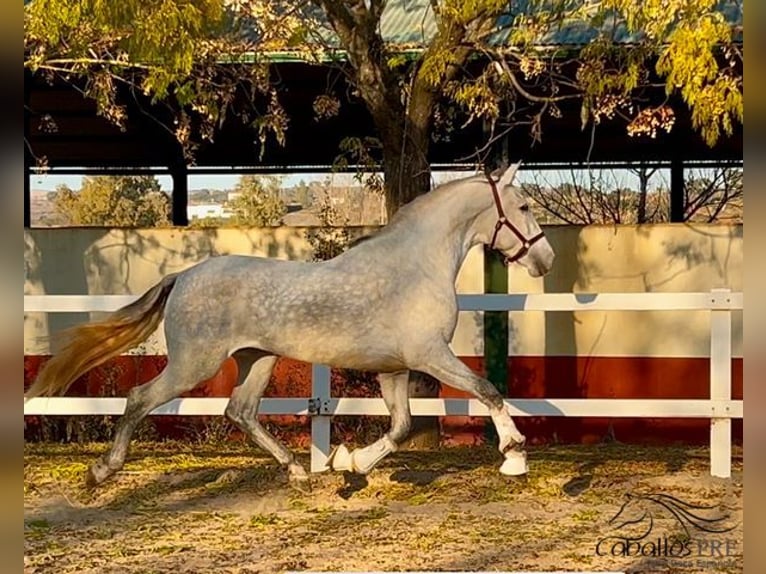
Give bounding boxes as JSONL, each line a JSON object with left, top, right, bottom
{"left": 24, "top": 355, "right": 743, "bottom": 446}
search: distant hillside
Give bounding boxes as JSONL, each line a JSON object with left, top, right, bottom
{"left": 30, "top": 190, "right": 67, "bottom": 226}
{"left": 188, "top": 189, "right": 229, "bottom": 204}
{"left": 29, "top": 184, "right": 386, "bottom": 227}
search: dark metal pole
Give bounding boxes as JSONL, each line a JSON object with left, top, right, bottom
{"left": 483, "top": 133, "right": 511, "bottom": 444}
{"left": 24, "top": 71, "right": 32, "bottom": 228}
{"left": 170, "top": 155, "right": 189, "bottom": 226}
{"left": 670, "top": 156, "right": 685, "bottom": 222}
{"left": 24, "top": 154, "right": 31, "bottom": 228}
{"left": 484, "top": 246, "right": 509, "bottom": 398}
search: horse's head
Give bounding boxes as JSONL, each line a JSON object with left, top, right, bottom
{"left": 480, "top": 162, "right": 555, "bottom": 278}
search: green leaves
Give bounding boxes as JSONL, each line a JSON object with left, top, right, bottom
{"left": 447, "top": 76, "right": 500, "bottom": 124}
{"left": 52, "top": 176, "right": 170, "bottom": 227}
{"left": 26, "top": 0, "right": 227, "bottom": 71}
{"left": 437, "top": 0, "right": 509, "bottom": 27}
{"left": 655, "top": 10, "right": 740, "bottom": 146}
{"left": 228, "top": 175, "right": 286, "bottom": 226}
{"left": 25, "top": 0, "right": 742, "bottom": 202}
{"left": 25, "top": 0, "right": 233, "bottom": 153}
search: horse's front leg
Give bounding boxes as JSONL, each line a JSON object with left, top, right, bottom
{"left": 415, "top": 344, "right": 529, "bottom": 476}
{"left": 327, "top": 370, "right": 411, "bottom": 474}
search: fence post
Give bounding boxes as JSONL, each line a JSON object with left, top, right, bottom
{"left": 709, "top": 288, "right": 732, "bottom": 478}
{"left": 310, "top": 364, "right": 332, "bottom": 473}
{"left": 483, "top": 247, "right": 509, "bottom": 445}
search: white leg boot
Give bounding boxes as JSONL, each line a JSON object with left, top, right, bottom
{"left": 326, "top": 444, "right": 354, "bottom": 471}
{"left": 490, "top": 405, "right": 528, "bottom": 476}
{"left": 326, "top": 435, "right": 397, "bottom": 474}
{"left": 499, "top": 447, "right": 529, "bottom": 476}
{"left": 490, "top": 405, "right": 526, "bottom": 451}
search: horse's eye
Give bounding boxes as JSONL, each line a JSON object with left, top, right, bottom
{"left": 520, "top": 204, "right": 530, "bottom": 212}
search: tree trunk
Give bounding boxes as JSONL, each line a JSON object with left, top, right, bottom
{"left": 377, "top": 95, "right": 442, "bottom": 449}
{"left": 380, "top": 128, "right": 432, "bottom": 219}
{"left": 637, "top": 171, "right": 648, "bottom": 224}
{"left": 637, "top": 188, "right": 647, "bottom": 223}
{"left": 403, "top": 371, "right": 442, "bottom": 449}
{"left": 314, "top": 0, "right": 462, "bottom": 449}
{"left": 633, "top": 166, "right": 656, "bottom": 224}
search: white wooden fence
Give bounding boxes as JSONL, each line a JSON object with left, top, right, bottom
{"left": 24, "top": 289, "right": 743, "bottom": 478}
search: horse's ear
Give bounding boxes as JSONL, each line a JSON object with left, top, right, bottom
{"left": 497, "top": 161, "right": 522, "bottom": 187}
{"left": 488, "top": 165, "right": 505, "bottom": 180}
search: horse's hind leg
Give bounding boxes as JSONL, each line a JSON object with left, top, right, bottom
{"left": 86, "top": 353, "right": 223, "bottom": 487}
{"left": 225, "top": 349, "right": 308, "bottom": 485}
{"left": 327, "top": 370, "right": 411, "bottom": 474}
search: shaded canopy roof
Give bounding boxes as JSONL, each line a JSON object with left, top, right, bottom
{"left": 249, "top": 0, "right": 743, "bottom": 51}
{"left": 24, "top": 0, "right": 743, "bottom": 48}
{"left": 374, "top": 0, "right": 742, "bottom": 47}
{"left": 24, "top": 0, "right": 743, "bottom": 170}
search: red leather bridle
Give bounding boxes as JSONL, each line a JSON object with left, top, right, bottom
{"left": 486, "top": 172, "right": 546, "bottom": 265}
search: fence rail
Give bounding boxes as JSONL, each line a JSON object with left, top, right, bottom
{"left": 24, "top": 291, "right": 743, "bottom": 313}
{"left": 24, "top": 289, "right": 743, "bottom": 477}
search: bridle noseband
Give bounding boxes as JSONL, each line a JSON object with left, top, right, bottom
{"left": 486, "top": 173, "right": 546, "bottom": 265}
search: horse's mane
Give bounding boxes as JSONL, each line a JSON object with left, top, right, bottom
{"left": 344, "top": 172, "right": 486, "bottom": 252}
{"left": 398, "top": 173, "right": 487, "bottom": 220}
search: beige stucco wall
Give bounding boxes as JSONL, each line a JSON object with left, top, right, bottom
{"left": 24, "top": 223, "right": 742, "bottom": 358}
{"left": 508, "top": 223, "right": 742, "bottom": 358}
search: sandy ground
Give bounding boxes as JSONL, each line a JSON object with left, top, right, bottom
{"left": 24, "top": 442, "right": 743, "bottom": 574}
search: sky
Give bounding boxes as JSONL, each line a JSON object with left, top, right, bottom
{"left": 29, "top": 167, "right": 675, "bottom": 194}
{"left": 30, "top": 172, "right": 375, "bottom": 192}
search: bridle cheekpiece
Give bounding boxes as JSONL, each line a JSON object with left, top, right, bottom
{"left": 486, "top": 172, "right": 545, "bottom": 265}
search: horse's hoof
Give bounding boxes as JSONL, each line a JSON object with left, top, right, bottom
{"left": 288, "top": 476, "right": 313, "bottom": 494}
{"left": 288, "top": 465, "right": 313, "bottom": 494}
{"left": 499, "top": 450, "right": 528, "bottom": 477}
{"left": 326, "top": 444, "right": 354, "bottom": 472}
{"left": 287, "top": 462, "right": 312, "bottom": 492}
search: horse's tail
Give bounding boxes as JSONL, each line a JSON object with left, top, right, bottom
{"left": 25, "top": 272, "right": 181, "bottom": 400}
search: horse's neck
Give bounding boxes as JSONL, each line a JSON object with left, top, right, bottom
{"left": 393, "top": 183, "right": 492, "bottom": 284}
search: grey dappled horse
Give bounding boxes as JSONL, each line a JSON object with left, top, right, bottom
{"left": 26, "top": 163, "right": 555, "bottom": 487}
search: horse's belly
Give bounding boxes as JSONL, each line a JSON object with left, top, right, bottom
{"left": 326, "top": 351, "right": 406, "bottom": 372}
{"left": 263, "top": 330, "right": 405, "bottom": 372}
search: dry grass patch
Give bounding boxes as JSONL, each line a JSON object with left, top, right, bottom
{"left": 25, "top": 442, "right": 742, "bottom": 574}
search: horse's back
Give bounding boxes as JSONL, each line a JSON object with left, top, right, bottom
{"left": 160, "top": 248, "right": 455, "bottom": 370}
{"left": 159, "top": 253, "right": 399, "bottom": 366}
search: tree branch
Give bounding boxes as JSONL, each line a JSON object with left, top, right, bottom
{"left": 312, "top": 0, "right": 403, "bottom": 123}
{"left": 369, "top": 0, "right": 385, "bottom": 22}
{"left": 26, "top": 58, "right": 156, "bottom": 71}
{"left": 493, "top": 56, "right": 579, "bottom": 103}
